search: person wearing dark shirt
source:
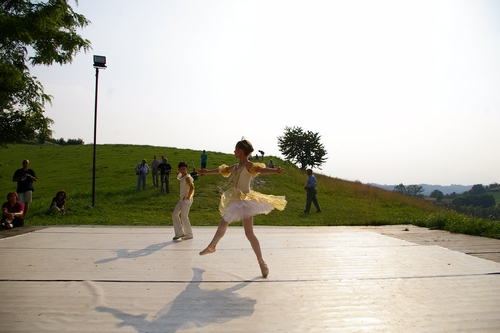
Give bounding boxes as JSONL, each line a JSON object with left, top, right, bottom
{"left": 158, "top": 156, "right": 172, "bottom": 194}
{"left": 49, "top": 190, "right": 66, "bottom": 213}
{"left": 190, "top": 168, "right": 199, "bottom": 181}
{"left": 12, "top": 159, "right": 37, "bottom": 218}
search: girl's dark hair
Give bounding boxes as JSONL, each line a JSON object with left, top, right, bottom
{"left": 236, "top": 139, "right": 254, "bottom": 156}
{"left": 56, "top": 190, "right": 66, "bottom": 197}
{"left": 178, "top": 161, "right": 188, "bottom": 168}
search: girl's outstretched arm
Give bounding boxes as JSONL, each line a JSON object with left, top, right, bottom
{"left": 199, "top": 164, "right": 235, "bottom": 175}
{"left": 198, "top": 167, "right": 220, "bottom": 175}
{"left": 257, "top": 166, "right": 284, "bottom": 175}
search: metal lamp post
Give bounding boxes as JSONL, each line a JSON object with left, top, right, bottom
{"left": 91, "top": 55, "right": 107, "bottom": 208}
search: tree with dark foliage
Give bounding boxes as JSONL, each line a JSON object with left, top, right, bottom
{"left": 277, "top": 126, "right": 328, "bottom": 170}
{"left": 0, "top": 0, "right": 91, "bottom": 147}
{"left": 393, "top": 183, "right": 424, "bottom": 198}
{"left": 468, "top": 184, "right": 486, "bottom": 195}
{"left": 430, "top": 189, "right": 445, "bottom": 202}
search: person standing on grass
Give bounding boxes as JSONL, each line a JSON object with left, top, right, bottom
{"left": 12, "top": 159, "right": 37, "bottom": 218}
{"left": 135, "top": 159, "right": 150, "bottom": 190}
{"left": 172, "top": 162, "right": 195, "bottom": 241}
{"left": 200, "top": 150, "right": 208, "bottom": 169}
{"left": 198, "top": 138, "right": 287, "bottom": 278}
{"left": 151, "top": 155, "right": 161, "bottom": 189}
{"left": 303, "top": 169, "right": 321, "bottom": 213}
{"left": 158, "top": 156, "right": 172, "bottom": 194}
{"left": 258, "top": 150, "right": 264, "bottom": 160}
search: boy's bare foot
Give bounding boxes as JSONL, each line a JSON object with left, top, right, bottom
{"left": 199, "top": 246, "right": 215, "bottom": 256}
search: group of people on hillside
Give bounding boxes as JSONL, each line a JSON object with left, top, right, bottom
{"left": 138, "top": 155, "right": 173, "bottom": 193}
{"left": 1, "top": 159, "right": 66, "bottom": 229}
{"left": 3, "top": 141, "right": 322, "bottom": 278}
{"left": 134, "top": 154, "right": 197, "bottom": 194}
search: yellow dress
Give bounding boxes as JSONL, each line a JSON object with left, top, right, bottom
{"left": 218, "top": 163, "right": 287, "bottom": 223}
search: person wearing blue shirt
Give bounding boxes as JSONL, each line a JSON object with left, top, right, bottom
{"left": 304, "top": 169, "right": 321, "bottom": 213}
{"left": 135, "top": 159, "right": 150, "bottom": 190}
{"left": 200, "top": 150, "right": 208, "bottom": 169}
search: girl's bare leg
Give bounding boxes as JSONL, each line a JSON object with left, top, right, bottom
{"left": 243, "top": 216, "right": 269, "bottom": 277}
{"left": 199, "top": 219, "right": 229, "bottom": 255}
{"left": 243, "top": 216, "right": 262, "bottom": 260}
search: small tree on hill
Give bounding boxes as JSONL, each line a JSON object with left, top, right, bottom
{"left": 393, "top": 184, "right": 406, "bottom": 195}
{"left": 277, "top": 126, "right": 327, "bottom": 170}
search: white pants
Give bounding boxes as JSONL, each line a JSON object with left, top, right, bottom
{"left": 172, "top": 198, "right": 193, "bottom": 237}
{"left": 19, "top": 191, "right": 33, "bottom": 203}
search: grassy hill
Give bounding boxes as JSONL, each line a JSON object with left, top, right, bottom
{"left": 1, "top": 144, "right": 499, "bottom": 239}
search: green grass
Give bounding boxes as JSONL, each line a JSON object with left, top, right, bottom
{"left": 1, "top": 144, "right": 498, "bottom": 239}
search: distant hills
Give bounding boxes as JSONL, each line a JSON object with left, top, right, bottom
{"left": 368, "top": 183, "right": 472, "bottom": 196}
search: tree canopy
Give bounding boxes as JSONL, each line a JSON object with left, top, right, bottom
{"left": 430, "top": 189, "right": 444, "bottom": 202}
{"left": 452, "top": 194, "right": 496, "bottom": 208}
{"left": 277, "top": 126, "right": 328, "bottom": 170}
{"left": 468, "top": 184, "right": 487, "bottom": 195}
{"left": 0, "top": 0, "right": 91, "bottom": 147}
{"left": 393, "top": 183, "right": 424, "bottom": 198}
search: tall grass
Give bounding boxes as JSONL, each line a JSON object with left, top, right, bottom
{"left": 418, "top": 211, "right": 500, "bottom": 239}
{"left": 1, "top": 144, "right": 498, "bottom": 239}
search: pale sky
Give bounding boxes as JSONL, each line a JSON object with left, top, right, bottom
{"left": 30, "top": 0, "right": 500, "bottom": 186}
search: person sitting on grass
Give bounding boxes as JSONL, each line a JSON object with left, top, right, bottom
{"left": 49, "top": 190, "right": 66, "bottom": 213}
{"left": 1, "top": 192, "right": 24, "bottom": 229}
{"left": 190, "top": 167, "right": 199, "bottom": 181}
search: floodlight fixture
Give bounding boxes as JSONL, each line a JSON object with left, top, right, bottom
{"left": 93, "top": 55, "right": 107, "bottom": 69}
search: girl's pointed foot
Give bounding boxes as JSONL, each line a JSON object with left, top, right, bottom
{"left": 259, "top": 262, "right": 269, "bottom": 278}
{"left": 199, "top": 246, "right": 216, "bottom": 256}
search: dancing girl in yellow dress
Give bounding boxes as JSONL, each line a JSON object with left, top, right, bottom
{"left": 198, "top": 139, "right": 287, "bottom": 277}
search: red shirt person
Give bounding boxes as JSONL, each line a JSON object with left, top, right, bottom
{"left": 1, "top": 192, "right": 24, "bottom": 229}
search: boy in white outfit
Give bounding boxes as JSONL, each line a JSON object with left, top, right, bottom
{"left": 172, "top": 161, "right": 195, "bottom": 240}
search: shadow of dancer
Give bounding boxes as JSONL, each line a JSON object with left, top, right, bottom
{"left": 95, "top": 241, "right": 173, "bottom": 264}
{"left": 96, "top": 268, "right": 257, "bottom": 333}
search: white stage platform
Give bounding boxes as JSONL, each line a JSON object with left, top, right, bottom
{"left": 1, "top": 226, "right": 499, "bottom": 332}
